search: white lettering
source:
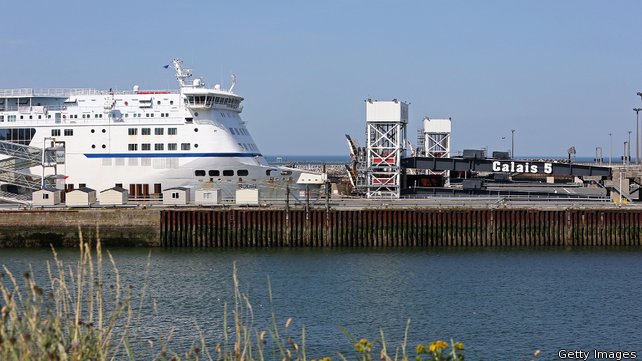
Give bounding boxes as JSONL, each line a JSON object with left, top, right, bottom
{"left": 544, "top": 163, "right": 552, "bottom": 174}
{"left": 492, "top": 161, "right": 501, "bottom": 172}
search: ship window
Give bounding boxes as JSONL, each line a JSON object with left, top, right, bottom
{"left": 91, "top": 145, "right": 96, "bottom": 149}
{"left": 223, "top": 170, "right": 234, "bottom": 176}
{"left": 194, "top": 144, "right": 198, "bottom": 148}
{"left": 0, "top": 116, "right": 4, "bottom": 122}
{"left": 160, "top": 113, "right": 164, "bottom": 118}
{"left": 185, "top": 117, "right": 193, "bottom": 123}
{"left": 181, "top": 143, "right": 190, "bottom": 150}
{"left": 142, "top": 128, "right": 151, "bottom": 135}
{"left": 128, "top": 144, "right": 138, "bottom": 151}
{"left": 209, "top": 170, "right": 219, "bottom": 176}
{"left": 20, "top": 116, "right": 23, "bottom": 120}
{"left": 102, "top": 144, "right": 106, "bottom": 149}
{"left": 42, "top": 193, "right": 49, "bottom": 200}
{"left": 168, "top": 143, "right": 177, "bottom": 151}
{"left": 38, "top": 115, "right": 41, "bottom": 119}
{"left": 237, "top": 170, "right": 249, "bottom": 176}
{"left": 64, "top": 129, "right": 73, "bottom": 136}
{"left": 168, "top": 128, "right": 177, "bottom": 135}
{"left": 125, "top": 114, "right": 128, "bottom": 118}
{"left": 128, "top": 128, "right": 137, "bottom": 135}
{"left": 155, "top": 128, "right": 163, "bottom": 135}
{"left": 157, "top": 101, "right": 161, "bottom": 105}
{"left": 155, "top": 143, "right": 164, "bottom": 151}
{"left": 142, "top": 143, "right": 151, "bottom": 151}
{"left": 51, "top": 129, "right": 61, "bottom": 136}
{"left": 195, "top": 170, "right": 206, "bottom": 177}
{"left": 171, "top": 192, "right": 179, "bottom": 199}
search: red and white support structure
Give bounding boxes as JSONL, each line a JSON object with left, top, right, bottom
{"left": 423, "top": 117, "right": 451, "bottom": 185}
{"left": 365, "top": 99, "right": 408, "bottom": 199}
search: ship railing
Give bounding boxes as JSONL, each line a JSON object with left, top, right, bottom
{"left": 1, "top": 105, "right": 68, "bottom": 112}
{"left": 0, "top": 88, "right": 179, "bottom": 97}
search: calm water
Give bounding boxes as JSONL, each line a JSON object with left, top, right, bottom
{"left": 2, "top": 247, "right": 642, "bottom": 360}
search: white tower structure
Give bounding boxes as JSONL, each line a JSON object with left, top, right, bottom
{"left": 423, "top": 117, "right": 451, "bottom": 184}
{"left": 365, "top": 99, "right": 408, "bottom": 199}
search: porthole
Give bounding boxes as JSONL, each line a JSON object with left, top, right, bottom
{"left": 91, "top": 129, "right": 95, "bottom": 133}
{"left": 194, "top": 144, "right": 198, "bottom": 148}
{"left": 102, "top": 129, "right": 106, "bottom": 133}
{"left": 91, "top": 144, "right": 96, "bottom": 149}
{"left": 102, "top": 144, "right": 106, "bottom": 149}
{"left": 194, "top": 112, "right": 199, "bottom": 117}
{"left": 194, "top": 128, "right": 198, "bottom": 132}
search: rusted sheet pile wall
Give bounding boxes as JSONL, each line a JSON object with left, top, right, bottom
{"left": 160, "top": 209, "right": 642, "bottom": 247}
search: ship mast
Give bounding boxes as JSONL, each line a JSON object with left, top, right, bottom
{"left": 172, "top": 59, "right": 192, "bottom": 87}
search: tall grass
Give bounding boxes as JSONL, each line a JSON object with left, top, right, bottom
{"left": 0, "top": 230, "right": 469, "bottom": 361}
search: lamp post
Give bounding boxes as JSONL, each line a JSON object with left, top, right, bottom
{"left": 633, "top": 107, "right": 642, "bottom": 164}
{"left": 511, "top": 129, "right": 515, "bottom": 159}
{"left": 624, "top": 141, "right": 629, "bottom": 168}
{"left": 609, "top": 132, "right": 612, "bottom": 166}
{"left": 628, "top": 131, "right": 632, "bottom": 165}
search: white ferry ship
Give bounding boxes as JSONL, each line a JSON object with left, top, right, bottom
{"left": 0, "top": 59, "right": 323, "bottom": 201}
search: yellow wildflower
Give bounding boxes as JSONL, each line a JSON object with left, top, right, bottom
{"left": 453, "top": 342, "right": 464, "bottom": 350}
{"left": 416, "top": 344, "right": 425, "bottom": 354}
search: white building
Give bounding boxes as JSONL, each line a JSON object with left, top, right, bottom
{"left": 195, "top": 188, "right": 222, "bottom": 205}
{"left": 162, "top": 187, "right": 190, "bottom": 205}
{"left": 236, "top": 188, "right": 259, "bottom": 205}
{"left": 66, "top": 187, "right": 97, "bottom": 207}
{"left": 32, "top": 188, "right": 62, "bottom": 206}
{"left": 99, "top": 186, "right": 129, "bottom": 206}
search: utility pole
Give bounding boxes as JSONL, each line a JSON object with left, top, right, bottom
{"left": 633, "top": 108, "right": 642, "bottom": 164}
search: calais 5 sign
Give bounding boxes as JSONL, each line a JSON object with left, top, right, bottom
{"left": 492, "top": 161, "right": 553, "bottom": 174}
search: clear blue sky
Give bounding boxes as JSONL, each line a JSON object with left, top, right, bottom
{"left": 3, "top": 0, "right": 642, "bottom": 157}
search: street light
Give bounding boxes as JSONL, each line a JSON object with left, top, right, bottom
{"left": 511, "top": 129, "right": 515, "bottom": 159}
{"left": 628, "top": 130, "right": 632, "bottom": 164}
{"left": 633, "top": 107, "right": 642, "bottom": 164}
{"left": 609, "top": 132, "right": 612, "bottom": 166}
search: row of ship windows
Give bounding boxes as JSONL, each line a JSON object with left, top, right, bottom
{"left": 128, "top": 127, "right": 178, "bottom": 135}
{"left": 194, "top": 169, "right": 249, "bottom": 177}
{"left": 125, "top": 113, "right": 171, "bottom": 118}
{"left": 127, "top": 143, "right": 196, "bottom": 151}
{"left": 50, "top": 128, "right": 180, "bottom": 137}
{"left": 51, "top": 129, "right": 74, "bottom": 136}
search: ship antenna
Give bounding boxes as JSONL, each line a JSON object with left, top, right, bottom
{"left": 229, "top": 74, "right": 237, "bottom": 93}
{"left": 172, "top": 58, "right": 192, "bottom": 87}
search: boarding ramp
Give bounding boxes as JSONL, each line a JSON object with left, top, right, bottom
{"left": 0, "top": 139, "right": 65, "bottom": 202}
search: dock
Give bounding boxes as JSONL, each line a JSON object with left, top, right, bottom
{"left": 1, "top": 206, "right": 642, "bottom": 248}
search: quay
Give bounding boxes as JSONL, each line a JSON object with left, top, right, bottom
{"left": 1, "top": 205, "right": 642, "bottom": 248}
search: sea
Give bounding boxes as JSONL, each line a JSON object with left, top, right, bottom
{"left": 2, "top": 246, "right": 641, "bottom": 360}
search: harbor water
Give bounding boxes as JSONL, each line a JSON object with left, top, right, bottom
{"left": 2, "top": 246, "right": 642, "bottom": 359}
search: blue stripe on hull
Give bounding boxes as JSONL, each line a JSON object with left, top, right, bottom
{"left": 83, "top": 152, "right": 262, "bottom": 158}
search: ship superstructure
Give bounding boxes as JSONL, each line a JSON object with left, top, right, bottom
{"left": 0, "top": 59, "right": 323, "bottom": 201}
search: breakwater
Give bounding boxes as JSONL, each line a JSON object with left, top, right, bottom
{"left": 161, "top": 208, "right": 642, "bottom": 247}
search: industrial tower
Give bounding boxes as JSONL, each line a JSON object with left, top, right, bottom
{"left": 365, "top": 99, "right": 408, "bottom": 199}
